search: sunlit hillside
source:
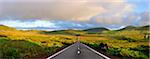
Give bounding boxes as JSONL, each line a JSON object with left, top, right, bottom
{"left": 119, "top": 25, "right": 150, "bottom": 31}
{"left": 0, "top": 25, "right": 16, "bottom": 30}
{"left": 81, "top": 25, "right": 149, "bottom": 59}
{"left": 0, "top": 25, "right": 77, "bottom": 58}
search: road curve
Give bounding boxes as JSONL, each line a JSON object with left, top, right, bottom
{"left": 47, "top": 42, "right": 110, "bottom": 59}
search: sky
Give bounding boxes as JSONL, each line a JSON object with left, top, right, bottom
{"left": 0, "top": 0, "right": 149, "bottom": 30}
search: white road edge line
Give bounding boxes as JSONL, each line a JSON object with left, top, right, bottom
{"left": 46, "top": 43, "right": 75, "bottom": 59}
{"left": 82, "top": 43, "right": 110, "bottom": 59}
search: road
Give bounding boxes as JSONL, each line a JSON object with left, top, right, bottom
{"left": 47, "top": 42, "right": 110, "bottom": 59}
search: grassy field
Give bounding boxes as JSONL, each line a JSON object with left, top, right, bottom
{"left": 0, "top": 25, "right": 77, "bottom": 59}
{"left": 81, "top": 26, "right": 149, "bottom": 59}
{"left": 0, "top": 25, "right": 149, "bottom": 59}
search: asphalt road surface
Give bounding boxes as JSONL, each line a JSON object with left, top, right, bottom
{"left": 50, "top": 42, "right": 107, "bottom": 59}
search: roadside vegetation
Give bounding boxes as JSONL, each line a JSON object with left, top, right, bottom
{"left": 81, "top": 26, "right": 149, "bottom": 59}
{"left": 0, "top": 25, "right": 76, "bottom": 59}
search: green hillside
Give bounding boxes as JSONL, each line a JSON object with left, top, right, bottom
{"left": 0, "top": 25, "right": 76, "bottom": 59}
{"left": 119, "top": 25, "right": 150, "bottom": 31}
{"left": 41, "top": 29, "right": 87, "bottom": 35}
{"left": 83, "top": 27, "right": 109, "bottom": 34}
{"left": 0, "top": 25, "right": 16, "bottom": 30}
{"left": 81, "top": 25, "right": 149, "bottom": 59}
{"left": 42, "top": 27, "right": 109, "bottom": 35}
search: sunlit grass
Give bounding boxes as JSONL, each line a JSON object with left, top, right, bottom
{"left": 81, "top": 30, "right": 149, "bottom": 59}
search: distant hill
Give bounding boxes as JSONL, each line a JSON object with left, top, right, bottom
{"left": 1, "top": 24, "right": 149, "bottom": 35}
{"left": 41, "top": 27, "right": 109, "bottom": 35}
{"left": 41, "top": 29, "right": 87, "bottom": 35}
{"left": 83, "top": 27, "right": 109, "bottom": 34}
{"left": 118, "top": 25, "right": 150, "bottom": 31}
{"left": 139, "top": 25, "right": 150, "bottom": 30}
{"left": 0, "top": 25, "right": 16, "bottom": 30}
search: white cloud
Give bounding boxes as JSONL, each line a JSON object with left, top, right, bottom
{"left": 0, "top": 20, "right": 57, "bottom": 28}
{"left": 0, "top": 0, "right": 149, "bottom": 28}
{"left": 0, "top": 0, "right": 133, "bottom": 21}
